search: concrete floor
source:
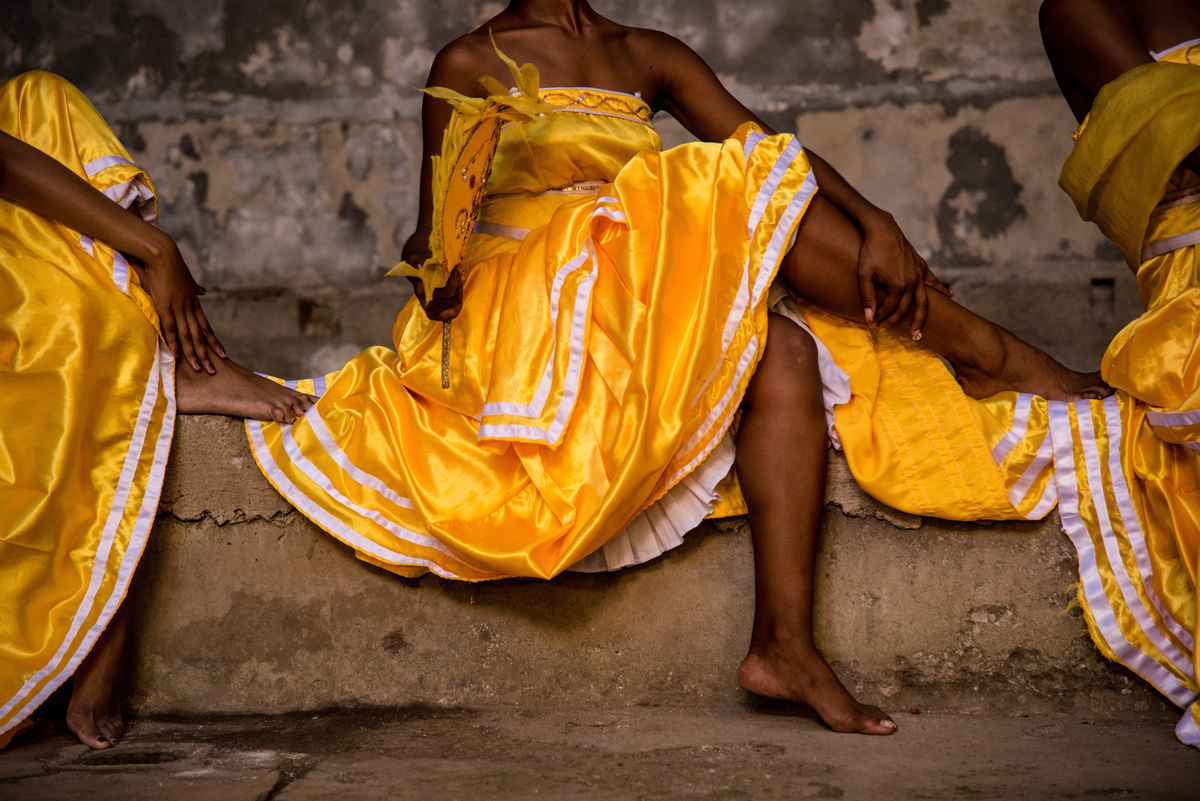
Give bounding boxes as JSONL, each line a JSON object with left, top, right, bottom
{"left": 2, "top": 703, "right": 1195, "bottom": 800}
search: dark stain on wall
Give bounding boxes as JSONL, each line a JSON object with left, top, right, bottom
{"left": 179, "top": 133, "right": 200, "bottom": 160}
{"left": 382, "top": 629, "right": 410, "bottom": 653}
{"left": 936, "top": 126, "right": 1026, "bottom": 264}
{"left": 116, "top": 121, "right": 147, "bottom": 153}
{"left": 915, "top": 0, "right": 950, "bottom": 27}
{"left": 338, "top": 191, "right": 369, "bottom": 228}
{"left": 4, "top": 1, "right": 184, "bottom": 97}
{"left": 186, "top": 0, "right": 384, "bottom": 99}
{"left": 188, "top": 171, "right": 209, "bottom": 207}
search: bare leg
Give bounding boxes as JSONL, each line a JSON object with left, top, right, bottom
{"left": 124, "top": 261, "right": 316, "bottom": 423}
{"left": 735, "top": 314, "right": 896, "bottom": 735}
{"left": 175, "top": 356, "right": 316, "bottom": 423}
{"left": 780, "top": 195, "right": 1109, "bottom": 401}
{"left": 65, "top": 602, "right": 129, "bottom": 749}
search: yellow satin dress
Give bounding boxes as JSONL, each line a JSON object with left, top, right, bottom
{"left": 249, "top": 89, "right": 818, "bottom": 580}
{"left": 248, "top": 71, "right": 1197, "bottom": 743}
{"left": 1051, "top": 40, "right": 1200, "bottom": 746}
{"left": 0, "top": 72, "right": 175, "bottom": 744}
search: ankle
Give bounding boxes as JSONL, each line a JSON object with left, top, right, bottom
{"left": 748, "top": 629, "right": 819, "bottom": 660}
{"left": 950, "top": 322, "right": 1009, "bottom": 379}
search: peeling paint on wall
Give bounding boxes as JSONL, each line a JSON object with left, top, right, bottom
{"left": 937, "top": 126, "right": 1026, "bottom": 264}
{"left": 2, "top": 0, "right": 1134, "bottom": 375}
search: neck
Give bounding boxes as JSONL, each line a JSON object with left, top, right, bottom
{"left": 504, "top": 0, "right": 598, "bottom": 33}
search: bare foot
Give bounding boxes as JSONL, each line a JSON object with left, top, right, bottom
{"left": 66, "top": 606, "right": 128, "bottom": 749}
{"left": 737, "top": 646, "right": 897, "bottom": 735}
{"left": 953, "top": 326, "right": 1111, "bottom": 402}
{"left": 176, "top": 358, "right": 316, "bottom": 422}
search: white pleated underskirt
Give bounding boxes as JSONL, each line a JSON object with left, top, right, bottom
{"left": 569, "top": 284, "right": 851, "bottom": 572}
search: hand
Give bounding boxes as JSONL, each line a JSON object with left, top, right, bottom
{"left": 856, "top": 211, "right": 951, "bottom": 340}
{"left": 410, "top": 266, "right": 464, "bottom": 322}
{"left": 137, "top": 233, "right": 226, "bottom": 373}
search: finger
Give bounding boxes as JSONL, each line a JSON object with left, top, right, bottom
{"left": 426, "top": 289, "right": 464, "bottom": 320}
{"left": 880, "top": 284, "right": 911, "bottom": 329}
{"left": 875, "top": 282, "right": 901, "bottom": 326}
{"left": 183, "top": 307, "right": 215, "bottom": 374}
{"left": 408, "top": 278, "right": 427, "bottom": 305}
{"left": 161, "top": 317, "right": 182, "bottom": 361}
{"left": 911, "top": 280, "right": 929, "bottom": 340}
{"left": 858, "top": 269, "right": 877, "bottom": 324}
{"left": 193, "top": 304, "right": 228, "bottom": 359}
{"left": 923, "top": 269, "right": 953, "bottom": 298}
{"left": 176, "top": 312, "right": 204, "bottom": 372}
{"left": 427, "top": 303, "right": 462, "bottom": 322}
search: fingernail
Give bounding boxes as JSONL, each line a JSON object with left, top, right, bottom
{"left": 863, "top": 308, "right": 874, "bottom": 323}
{"left": 219, "top": 348, "right": 227, "bottom": 357}
{"left": 193, "top": 361, "right": 201, "bottom": 370}
{"left": 912, "top": 330, "right": 922, "bottom": 342}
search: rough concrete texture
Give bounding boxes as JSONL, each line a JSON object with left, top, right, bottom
{"left": 2, "top": 706, "right": 1195, "bottom": 799}
{"left": 2, "top": 1, "right": 1139, "bottom": 376}
{"left": 122, "top": 415, "right": 1170, "bottom": 719}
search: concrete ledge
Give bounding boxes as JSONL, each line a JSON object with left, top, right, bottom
{"left": 125, "top": 415, "right": 1168, "bottom": 716}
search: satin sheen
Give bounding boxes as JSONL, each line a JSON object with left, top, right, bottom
{"left": 248, "top": 90, "right": 817, "bottom": 581}
{"left": 1052, "top": 43, "right": 1200, "bottom": 746}
{"left": 0, "top": 72, "right": 174, "bottom": 744}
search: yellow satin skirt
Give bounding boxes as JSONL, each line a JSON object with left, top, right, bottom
{"left": 0, "top": 72, "right": 174, "bottom": 744}
{"left": 1050, "top": 48, "right": 1200, "bottom": 746}
{"left": 249, "top": 126, "right": 819, "bottom": 580}
{"left": 1062, "top": 196, "right": 1200, "bottom": 745}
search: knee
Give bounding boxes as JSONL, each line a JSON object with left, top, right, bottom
{"left": 746, "top": 315, "right": 823, "bottom": 411}
{"left": 1, "top": 71, "right": 86, "bottom": 117}
{"left": 764, "top": 314, "right": 820, "bottom": 372}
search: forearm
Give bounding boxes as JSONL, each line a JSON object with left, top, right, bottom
{"left": 805, "top": 149, "right": 892, "bottom": 232}
{"left": 0, "top": 132, "right": 173, "bottom": 263}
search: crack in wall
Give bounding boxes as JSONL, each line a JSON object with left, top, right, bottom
{"left": 157, "top": 508, "right": 299, "bottom": 527}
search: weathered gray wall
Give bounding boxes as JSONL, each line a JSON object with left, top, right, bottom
{"left": 127, "top": 416, "right": 1167, "bottom": 716}
{"left": 2, "top": 0, "right": 1134, "bottom": 378}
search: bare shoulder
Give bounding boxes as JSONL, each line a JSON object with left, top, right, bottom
{"left": 1039, "top": 0, "right": 1130, "bottom": 36}
{"left": 624, "top": 27, "right": 706, "bottom": 70}
{"left": 622, "top": 25, "right": 718, "bottom": 103}
{"left": 427, "top": 32, "right": 498, "bottom": 95}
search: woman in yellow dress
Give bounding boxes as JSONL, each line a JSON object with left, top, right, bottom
{"left": 1040, "top": 0, "right": 1200, "bottom": 747}
{"left": 248, "top": 0, "right": 1113, "bottom": 737}
{"left": 0, "top": 71, "right": 315, "bottom": 749}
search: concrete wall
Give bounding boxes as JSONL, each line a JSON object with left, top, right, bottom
{"left": 3, "top": 3, "right": 1163, "bottom": 716}
{"left": 128, "top": 417, "right": 1167, "bottom": 716}
{"left": 4, "top": 0, "right": 1136, "bottom": 378}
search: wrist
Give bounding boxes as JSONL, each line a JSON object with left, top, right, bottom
{"left": 858, "top": 206, "right": 894, "bottom": 232}
{"left": 131, "top": 226, "right": 176, "bottom": 266}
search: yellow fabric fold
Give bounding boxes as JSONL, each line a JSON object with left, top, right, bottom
{"left": 0, "top": 72, "right": 175, "bottom": 741}
{"left": 249, "top": 86, "right": 813, "bottom": 581}
{"left": 1057, "top": 45, "right": 1199, "bottom": 747}
{"left": 388, "top": 39, "right": 554, "bottom": 302}
{"left": 1059, "top": 61, "right": 1200, "bottom": 268}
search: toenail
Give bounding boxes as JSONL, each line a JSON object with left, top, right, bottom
{"left": 881, "top": 720, "right": 897, "bottom": 729}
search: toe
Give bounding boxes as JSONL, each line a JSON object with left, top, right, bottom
{"left": 98, "top": 717, "right": 124, "bottom": 746}
{"left": 870, "top": 717, "right": 898, "bottom": 735}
